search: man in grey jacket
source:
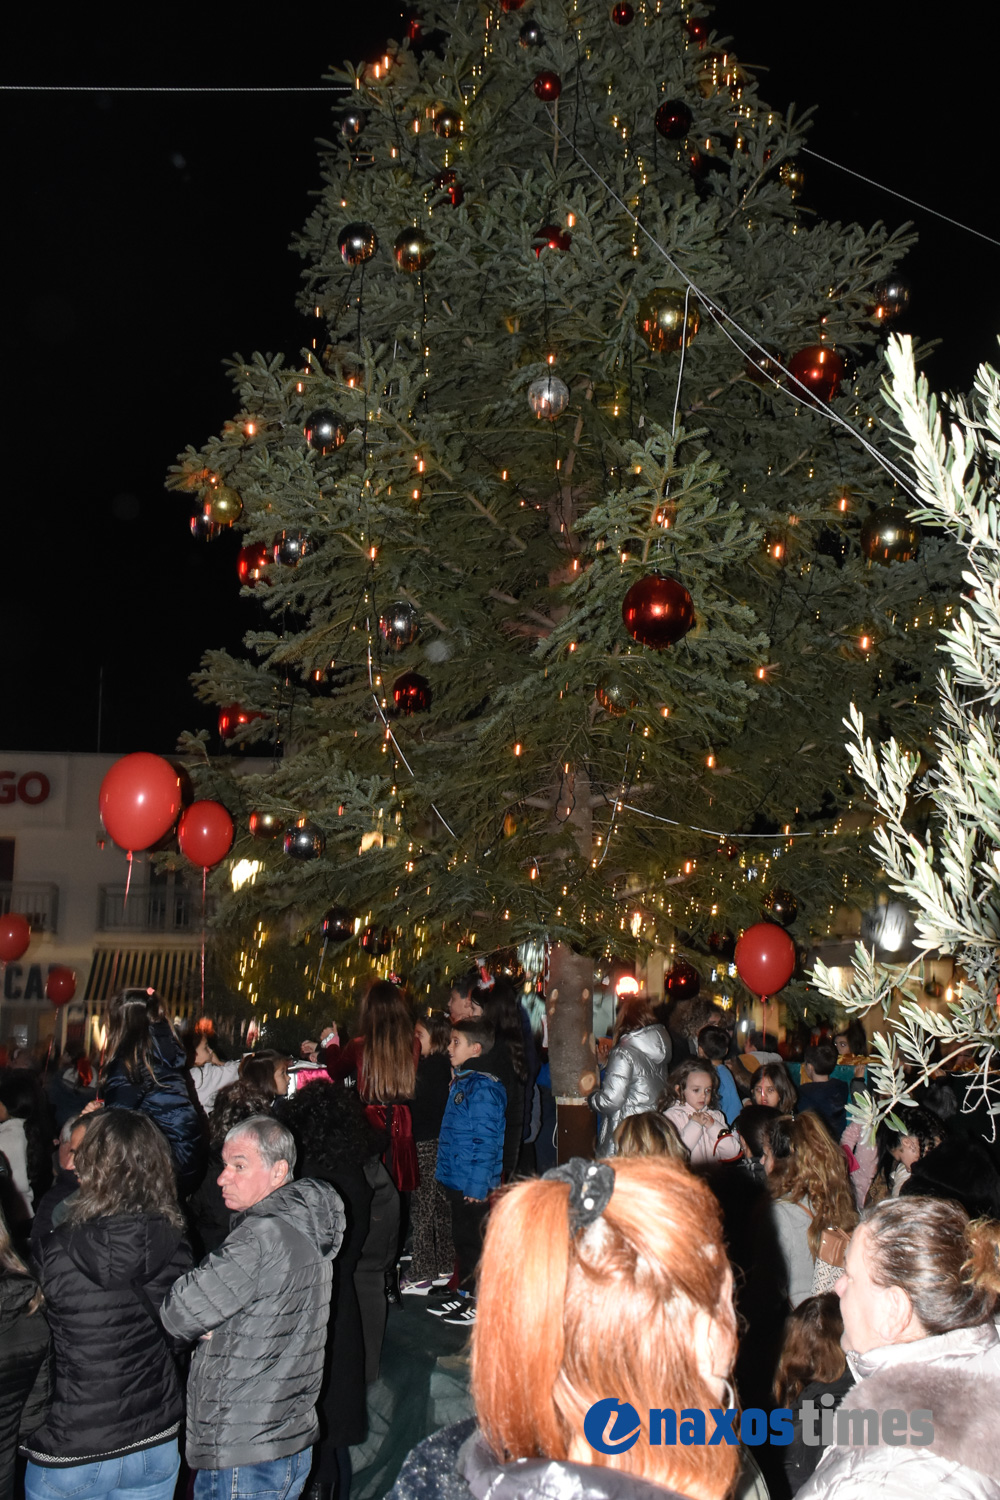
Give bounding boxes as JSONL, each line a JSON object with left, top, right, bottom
{"left": 161, "top": 1116, "right": 345, "bottom": 1500}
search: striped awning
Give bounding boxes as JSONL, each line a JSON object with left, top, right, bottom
{"left": 85, "top": 946, "right": 200, "bottom": 1006}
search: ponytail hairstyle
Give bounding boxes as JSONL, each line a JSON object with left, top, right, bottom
{"left": 773, "top": 1292, "right": 846, "bottom": 1406}
{"left": 862, "top": 1196, "right": 1000, "bottom": 1334}
{"left": 103, "top": 988, "right": 168, "bottom": 1084}
{"left": 358, "top": 980, "right": 416, "bottom": 1103}
{"left": 471, "top": 1157, "right": 739, "bottom": 1500}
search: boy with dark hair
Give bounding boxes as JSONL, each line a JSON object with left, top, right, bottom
{"left": 432, "top": 1018, "right": 506, "bottom": 1326}
{"left": 795, "top": 1041, "right": 849, "bottom": 1138}
{"left": 697, "top": 1025, "right": 743, "bottom": 1125}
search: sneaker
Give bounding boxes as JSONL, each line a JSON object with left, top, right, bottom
{"left": 427, "top": 1298, "right": 465, "bottom": 1317}
{"left": 442, "top": 1301, "right": 477, "bottom": 1326}
{"left": 400, "top": 1278, "right": 437, "bottom": 1295}
{"left": 431, "top": 1273, "right": 452, "bottom": 1286}
{"left": 399, "top": 1252, "right": 412, "bottom": 1263}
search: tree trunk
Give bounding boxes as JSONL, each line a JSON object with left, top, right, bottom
{"left": 547, "top": 943, "right": 597, "bottom": 1162}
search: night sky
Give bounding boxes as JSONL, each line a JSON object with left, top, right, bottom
{"left": 4, "top": 2, "right": 996, "bottom": 756}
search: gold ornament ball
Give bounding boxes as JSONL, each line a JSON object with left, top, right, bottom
{"left": 595, "top": 673, "right": 638, "bottom": 717}
{"left": 636, "top": 289, "right": 700, "bottom": 353}
{"left": 861, "top": 506, "right": 921, "bottom": 566}
{"left": 393, "top": 229, "right": 434, "bottom": 272}
{"left": 207, "top": 485, "right": 243, "bottom": 526}
{"left": 433, "top": 108, "right": 463, "bottom": 139}
{"left": 778, "top": 162, "right": 805, "bottom": 198}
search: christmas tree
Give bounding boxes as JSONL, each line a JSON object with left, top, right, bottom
{"left": 171, "top": 0, "right": 958, "bottom": 1034}
{"left": 812, "top": 334, "right": 1000, "bottom": 1137}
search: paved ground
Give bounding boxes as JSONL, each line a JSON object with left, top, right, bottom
{"left": 350, "top": 1298, "right": 474, "bottom": 1500}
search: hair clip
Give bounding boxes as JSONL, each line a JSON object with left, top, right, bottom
{"left": 543, "top": 1157, "right": 615, "bottom": 1233}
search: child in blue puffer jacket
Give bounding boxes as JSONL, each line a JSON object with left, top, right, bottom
{"left": 434, "top": 1018, "right": 506, "bottom": 1320}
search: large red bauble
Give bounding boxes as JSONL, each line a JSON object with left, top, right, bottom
{"left": 178, "top": 800, "right": 234, "bottom": 869}
{"left": 534, "top": 223, "right": 572, "bottom": 255}
{"left": 788, "top": 345, "right": 845, "bottom": 405}
{"left": 237, "top": 543, "right": 271, "bottom": 586}
{"left": 622, "top": 573, "right": 695, "bottom": 649}
{"left": 533, "top": 70, "right": 562, "bottom": 101}
{"left": 99, "top": 753, "right": 183, "bottom": 852}
{"left": 392, "top": 671, "right": 432, "bottom": 714}
{"left": 611, "top": 2, "right": 635, "bottom": 22}
{"left": 735, "top": 921, "right": 796, "bottom": 997}
{"left": 218, "top": 705, "right": 264, "bottom": 741}
{"left": 666, "top": 958, "right": 700, "bottom": 998}
{"left": 0, "top": 913, "right": 31, "bottom": 962}
{"left": 46, "top": 966, "right": 77, "bottom": 1006}
{"left": 654, "top": 100, "right": 693, "bottom": 139}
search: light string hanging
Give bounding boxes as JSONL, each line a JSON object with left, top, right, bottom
{"left": 546, "top": 118, "right": 928, "bottom": 508}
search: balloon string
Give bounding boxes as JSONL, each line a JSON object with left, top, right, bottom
{"left": 124, "top": 850, "right": 133, "bottom": 912}
{"left": 200, "top": 866, "right": 207, "bottom": 1012}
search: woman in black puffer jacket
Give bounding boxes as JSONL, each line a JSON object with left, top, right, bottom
{"left": 99, "top": 988, "right": 206, "bottom": 1195}
{"left": 20, "top": 1110, "right": 192, "bottom": 1500}
{"left": 0, "top": 1206, "right": 49, "bottom": 1500}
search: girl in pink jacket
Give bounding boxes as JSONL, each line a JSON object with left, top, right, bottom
{"left": 662, "top": 1059, "right": 743, "bottom": 1166}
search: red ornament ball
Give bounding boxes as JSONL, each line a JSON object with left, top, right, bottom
{"left": 611, "top": 2, "right": 635, "bottom": 22}
{"left": 249, "top": 809, "right": 284, "bottom": 841}
{"left": 666, "top": 959, "right": 700, "bottom": 998}
{"left": 500, "top": 0, "right": 525, "bottom": 9}
{"left": 734, "top": 921, "right": 796, "bottom": 997}
{"left": 237, "top": 543, "right": 270, "bottom": 587}
{"left": 622, "top": 573, "right": 695, "bottom": 649}
{"left": 685, "top": 15, "right": 709, "bottom": 42}
{"left": 392, "top": 671, "right": 432, "bottom": 715}
{"left": 654, "top": 99, "right": 692, "bottom": 139}
{"left": 533, "top": 223, "right": 571, "bottom": 255}
{"left": 218, "top": 705, "right": 263, "bottom": 741}
{"left": 0, "top": 913, "right": 31, "bottom": 963}
{"left": 533, "top": 70, "right": 562, "bottom": 101}
{"left": 788, "top": 345, "right": 845, "bottom": 405}
{"left": 434, "top": 169, "right": 464, "bottom": 207}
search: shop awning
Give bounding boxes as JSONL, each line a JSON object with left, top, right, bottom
{"left": 85, "top": 946, "right": 200, "bottom": 1007}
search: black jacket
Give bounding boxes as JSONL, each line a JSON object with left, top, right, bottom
{"left": 0, "top": 1273, "right": 49, "bottom": 1500}
{"left": 410, "top": 1053, "right": 452, "bottom": 1142}
{"left": 21, "top": 1213, "right": 192, "bottom": 1466}
{"left": 388, "top": 1420, "right": 695, "bottom": 1500}
{"left": 102, "top": 1020, "right": 207, "bottom": 1194}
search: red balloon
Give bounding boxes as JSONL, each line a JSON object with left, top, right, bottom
{"left": 46, "top": 966, "right": 76, "bottom": 1005}
{"left": 99, "top": 753, "right": 183, "bottom": 852}
{"left": 178, "top": 800, "right": 234, "bottom": 869}
{"left": 735, "top": 921, "right": 796, "bottom": 997}
{"left": 0, "top": 913, "right": 31, "bottom": 962}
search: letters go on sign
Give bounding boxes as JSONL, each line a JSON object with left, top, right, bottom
{"left": 0, "top": 772, "right": 51, "bottom": 805}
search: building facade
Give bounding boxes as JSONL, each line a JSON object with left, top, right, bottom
{"left": 0, "top": 752, "right": 202, "bottom": 1056}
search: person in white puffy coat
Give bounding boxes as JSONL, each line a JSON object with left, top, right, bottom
{"left": 590, "top": 999, "right": 671, "bottom": 1156}
{"left": 797, "top": 1195, "right": 1000, "bottom": 1500}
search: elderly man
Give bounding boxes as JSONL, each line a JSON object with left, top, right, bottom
{"left": 161, "top": 1115, "right": 345, "bottom": 1500}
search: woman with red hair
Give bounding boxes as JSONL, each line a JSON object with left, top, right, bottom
{"left": 388, "top": 1156, "right": 741, "bottom": 1500}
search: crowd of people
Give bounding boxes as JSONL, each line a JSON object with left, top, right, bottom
{"left": 1, "top": 979, "right": 1000, "bottom": 1500}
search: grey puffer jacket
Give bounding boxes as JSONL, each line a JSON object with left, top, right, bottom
{"left": 796, "top": 1319, "right": 1000, "bottom": 1500}
{"left": 160, "top": 1177, "right": 344, "bottom": 1470}
{"left": 387, "top": 1419, "right": 693, "bottom": 1500}
{"left": 591, "top": 1025, "right": 672, "bottom": 1154}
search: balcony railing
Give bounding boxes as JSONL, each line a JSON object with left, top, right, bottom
{"left": 98, "top": 885, "right": 218, "bottom": 933}
{"left": 0, "top": 882, "right": 59, "bottom": 934}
